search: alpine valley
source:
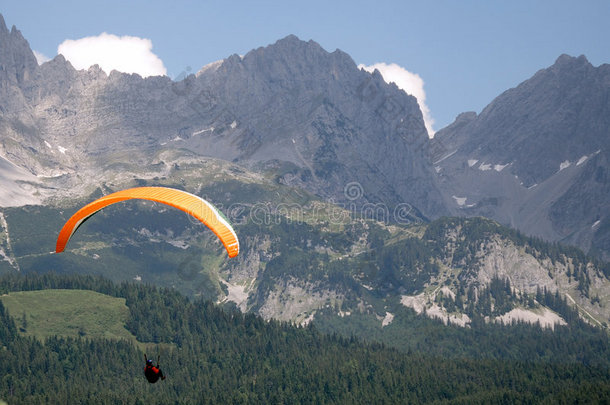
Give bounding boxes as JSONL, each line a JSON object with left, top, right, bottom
{"left": 0, "top": 11, "right": 609, "bottom": 355}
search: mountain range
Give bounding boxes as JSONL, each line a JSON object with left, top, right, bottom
{"left": 0, "top": 14, "right": 609, "bottom": 338}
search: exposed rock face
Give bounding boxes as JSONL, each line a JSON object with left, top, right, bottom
{"left": 475, "top": 237, "right": 558, "bottom": 294}
{"left": 257, "top": 278, "right": 343, "bottom": 324}
{"left": 399, "top": 219, "right": 608, "bottom": 329}
{"left": 434, "top": 55, "right": 610, "bottom": 260}
{"left": 436, "top": 55, "right": 609, "bottom": 186}
{"left": 0, "top": 23, "right": 447, "bottom": 220}
{"left": 194, "top": 36, "right": 446, "bottom": 217}
{"left": 0, "top": 15, "right": 38, "bottom": 86}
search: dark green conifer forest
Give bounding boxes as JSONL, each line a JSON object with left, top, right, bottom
{"left": 0, "top": 273, "right": 609, "bottom": 404}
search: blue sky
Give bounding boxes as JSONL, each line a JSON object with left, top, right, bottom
{"left": 2, "top": 0, "right": 609, "bottom": 131}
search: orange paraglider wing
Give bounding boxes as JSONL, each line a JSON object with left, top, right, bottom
{"left": 55, "top": 187, "right": 239, "bottom": 258}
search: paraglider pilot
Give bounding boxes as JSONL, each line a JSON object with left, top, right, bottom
{"left": 144, "top": 354, "right": 166, "bottom": 383}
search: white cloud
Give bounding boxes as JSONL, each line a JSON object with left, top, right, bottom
{"left": 33, "top": 50, "right": 51, "bottom": 65}
{"left": 57, "top": 32, "right": 167, "bottom": 78}
{"left": 359, "top": 62, "right": 435, "bottom": 137}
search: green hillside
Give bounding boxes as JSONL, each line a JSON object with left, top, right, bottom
{"left": 1, "top": 289, "right": 136, "bottom": 342}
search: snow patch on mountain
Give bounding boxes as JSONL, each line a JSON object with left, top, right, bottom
{"left": 192, "top": 127, "right": 214, "bottom": 136}
{"left": 452, "top": 196, "right": 467, "bottom": 206}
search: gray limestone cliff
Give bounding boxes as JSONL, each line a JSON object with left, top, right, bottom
{"left": 0, "top": 26, "right": 446, "bottom": 219}
{"left": 434, "top": 55, "right": 610, "bottom": 260}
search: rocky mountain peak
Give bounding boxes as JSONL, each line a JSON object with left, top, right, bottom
{"left": 439, "top": 53, "right": 609, "bottom": 185}
{"left": 262, "top": 34, "right": 327, "bottom": 58}
{"left": 0, "top": 13, "right": 7, "bottom": 33}
{"left": 0, "top": 14, "right": 38, "bottom": 85}
{"left": 540, "top": 54, "right": 596, "bottom": 84}
{"left": 226, "top": 34, "right": 357, "bottom": 88}
{"left": 187, "top": 34, "right": 443, "bottom": 216}
{"left": 270, "top": 34, "right": 320, "bottom": 50}
{"left": 39, "top": 53, "right": 73, "bottom": 71}
{"left": 553, "top": 53, "right": 590, "bottom": 67}
{"left": 0, "top": 21, "right": 442, "bottom": 219}
{"left": 434, "top": 53, "right": 610, "bottom": 260}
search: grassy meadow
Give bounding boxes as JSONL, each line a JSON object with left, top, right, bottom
{"left": 0, "top": 289, "right": 137, "bottom": 342}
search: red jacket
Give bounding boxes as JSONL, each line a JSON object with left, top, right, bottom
{"left": 144, "top": 364, "right": 163, "bottom": 383}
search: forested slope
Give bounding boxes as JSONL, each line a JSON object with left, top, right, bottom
{"left": 0, "top": 273, "right": 609, "bottom": 404}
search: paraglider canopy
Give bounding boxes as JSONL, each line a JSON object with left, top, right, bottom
{"left": 55, "top": 186, "right": 239, "bottom": 258}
